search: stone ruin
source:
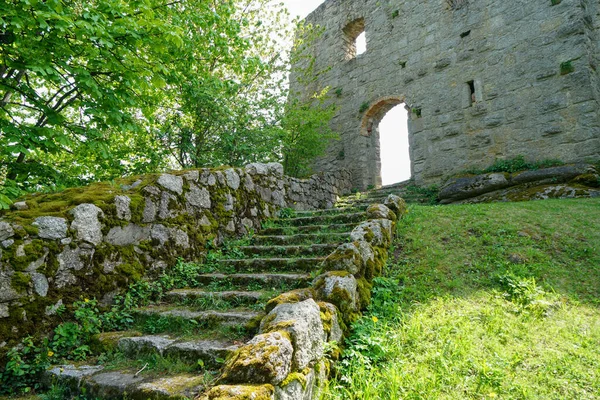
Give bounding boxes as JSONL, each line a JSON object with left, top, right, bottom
{"left": 292, "top": 0, "right": 600, "bottom": 189}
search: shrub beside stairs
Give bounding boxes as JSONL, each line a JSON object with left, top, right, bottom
{"left": 46, "top": 194, "right": 407, "bottom": 399}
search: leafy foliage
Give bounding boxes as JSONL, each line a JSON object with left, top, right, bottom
{"left": 1, "top": 0, "right": 337, "bottom": 204}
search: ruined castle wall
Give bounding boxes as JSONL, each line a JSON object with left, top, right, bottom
{"left": 295, "top": 0, "right": 600, "bottom": 188}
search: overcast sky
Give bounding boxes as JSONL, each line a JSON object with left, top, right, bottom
{"left": 279, "top": 0, "right": 411, "bottom": 185}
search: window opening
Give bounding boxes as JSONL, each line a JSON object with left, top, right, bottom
{"left": 467, "top": 80, "right": 476, "bottom": 105}
{"left": 343, "top": 18, "right": 366, "bottom": 60}
{"left": 356, "top": 32, "right": 366, "bottom": 56}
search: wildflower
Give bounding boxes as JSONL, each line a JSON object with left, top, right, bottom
{"left": 84, "top": 298, "right": 90, "bottom": 303}
{"left": 371, "top": 316, "right": 378, "bottom": 323}
{"left": 47, "top": 351, "right": 54, "bottom": 357}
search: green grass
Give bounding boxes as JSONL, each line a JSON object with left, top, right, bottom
{"left": 324, "top": 198, "right": 600, "bottom": 400}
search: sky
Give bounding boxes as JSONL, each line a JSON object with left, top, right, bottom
{"left": 280, "top": 0, "right": 411, "bottom": 185}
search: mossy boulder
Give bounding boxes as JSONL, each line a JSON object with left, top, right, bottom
{"left": 199, "top": 384, "right": 275, "bottom": 400}
{"left": 313, "top": 271, "right": 360, "bottom": 325}
{"left": 350, "top": 219, "right": 393, "bottom": 249}
{"left": 221, "top": 331, "right": 293, "bottom": 385}
{"left": 384, "top": 194, "right": 407, "bottom": 219}
{"left": 260, "top": 299, "right": 325, "bottom": 371}
{"left": 265, "top": 288, "right": 315, "bottom": 314}
{"left": 366, "top": 204, "right": 396, "bottom": 222}
{"left": 320, "top": 241, "right": 376, "bottom": 278}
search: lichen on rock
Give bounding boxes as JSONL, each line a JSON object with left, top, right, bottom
{"left": 221, "top": 331, "right": 293, "bottom": 385}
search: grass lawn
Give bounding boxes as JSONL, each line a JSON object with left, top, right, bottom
{"left": 323, "top": 198, "right": 600, "bottom": 400}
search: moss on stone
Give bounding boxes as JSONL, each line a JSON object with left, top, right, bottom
{"left": 90, "top": 330, "right": 142, "bottom": 353}
{"left": 356, "top": 277, "right": 373, "bottom": 310}
{"left": 265, "top": 288, "right": 314, "bottom": 314}
{"left": 201, "top": 384, "right": 275, "bottom": 400}
{"left": 279, "top": 370, "right": 309, "bottom": 389}
{"left": 11, "top": 271, "right": 31, "bottom": 293}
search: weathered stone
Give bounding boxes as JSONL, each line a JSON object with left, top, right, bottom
{"left": 366, "top": 203, "right": 396, "bottom": 221}
{"left": 157, "top": 173, "right": 183, "bottom": 195}
{"left": 13, "top": 201, "right": 28, "bottom": 210}
{"left": 186, "top": 184, "right": 211, "bottom": 209}
{"left": 384, "top": 194, "right": 407, "bottom": 218}
{"left": 151, "top": 224, "right": 170, "bottom": 245}
{"left": 265, "top": 288, "right": 315, "bottom": 314}
{"left": 275, "top": 368, "right": 316, "bottom": 400}
{"left": 225, "top": 168, "right": 241, "bottom": 190}
{"left": 0, "top": 303, "right": 9, "bottom": 318}
{"left": 70, "top": 204, "right": 104, "bottom": 245}
{"left": 200, "top": 384, "right": 275, "bottom": 400}
{"left": 0, "top": 222, "right": 14, "bottom": 242}
{"left": 0, "top": 271, "right": 23, "bottom": 302}
{"left": 169, "top": 227, "right": 190, "bottom": 248}
{"left": 137, "top": 375, "right": 206, "bottom": 399}
{"left": 159, "top": 191, "right": 178, "bottom": 220}
{"left": 45, "top": 364, "right": 104, "bottom": 388}
{"left": 222, "top": 331, "right": 293, "bottom": 385}
{"left": 314, "top": 271, "right": 360, "bottom": 322}
{"left": 260, "top": 299, "right": 325, "bottom": 370}
{"left": 56, "top": 246, "right": 94, "bottom": 288}
{"left": 245, "top": 163, "right": 269, "bottom": 175}
{"left": 266, "top": 163, "right": 284, "bottom": 176}
{"left": 351, "top": 219, "right": 393, "bottom": 248}
{"left": 31, "top": 273, "right": 49, "bottom": 297}
{"left": 320, "top": 302, "right": 343, "bottom": 344}
{"left": 321, "top": 243, "right": 362, "bottom": 275}
{"left": 184, "top": 170, "right": 200, "bottom": 182}
{"left": 86, "top": 371, "right": 144, "bottom": 398}
{"left": 114, "top": 195, "right": 131, "bottom": 221}
{"left": 143, "top": 198, "right": 157, "bottom": 223}
{"left": 439, "top": 173, "right": 510, "bottom": 203}
{"left": 1, "top": 239, "right": 14, "bottom": 248}
{"left": 106, "top": 224, "right": 150, "bottom": 246}
{"left": 118, "top": 335, "right": 175, "bottom": 356}
{"left": 33, "top": 217, "right": 67, "bottom": 240}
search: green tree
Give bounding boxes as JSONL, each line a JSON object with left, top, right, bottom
{"left": 0, "top": 0, "right": 338, "bottom": 208}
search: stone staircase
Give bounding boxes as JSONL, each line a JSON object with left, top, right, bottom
{"left": 336, "top": 180, "right": 435, "bottom": 208}
{"left": 46, "top": 206, "right": 366, "bottom": 399}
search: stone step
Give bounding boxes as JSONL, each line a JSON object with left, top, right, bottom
{"left": 271, "top": 212, "right": 366, "bottom": 227}
{"left": 237, "top": 244, "right": 337, "bottom": 257}
{"left": 46, "top": 365, "right": 205, "bottom": 399}
{"left": 196, "top": 272, "right": 311, "bottom": 288}
{"left": 251, "top": 232, "right": 351, "bottom": 246}
{"left": 218, "top": 257, "right": 324, "bottom": 273}
{"left": 294, "top": 207, "right": 362, "bottom": 217}
{"left": 135, "top": 306, "right": 264, "bottom": 329}
{"left": 118, "top": 335, "right": 240, "bottom": 368}
{"left": 166, "top": 289, "right": 266, "bottom": 306}
{"left": 261, "top": 222, "right": 357, "bottom": 235}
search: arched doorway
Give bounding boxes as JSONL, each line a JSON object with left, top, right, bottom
{"left": 361, "top": 96, "right": 412, "bottom": 188}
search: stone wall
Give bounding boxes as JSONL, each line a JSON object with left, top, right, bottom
{"left": 293, "top": 0, "right": 600, "bottom": 189}
{"left": 0, "top": 164, "right": 352, "bottom": 346}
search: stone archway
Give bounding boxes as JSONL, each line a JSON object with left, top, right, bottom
{"left": 360, "top": 96, "right": 412, "bottom": 188}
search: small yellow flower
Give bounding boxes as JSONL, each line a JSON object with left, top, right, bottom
{"left": 371, "top": 316, "right": 379, "bottom": 323}
{"left": 47, "top": 351, "right": 54, "bottom": 357}
{"left": 84, "top": 298, "right": 90, "bottom": 303}
{"left": 489, "top": 393, "right": 497, "bottom": 398}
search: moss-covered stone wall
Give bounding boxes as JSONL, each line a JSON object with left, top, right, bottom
{"left": 0, "top": 163, "right": 352, "bottom": 347}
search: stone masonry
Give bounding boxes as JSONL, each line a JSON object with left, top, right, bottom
{"left": 292, "top": 0, "right": 600, "bottom": 189}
